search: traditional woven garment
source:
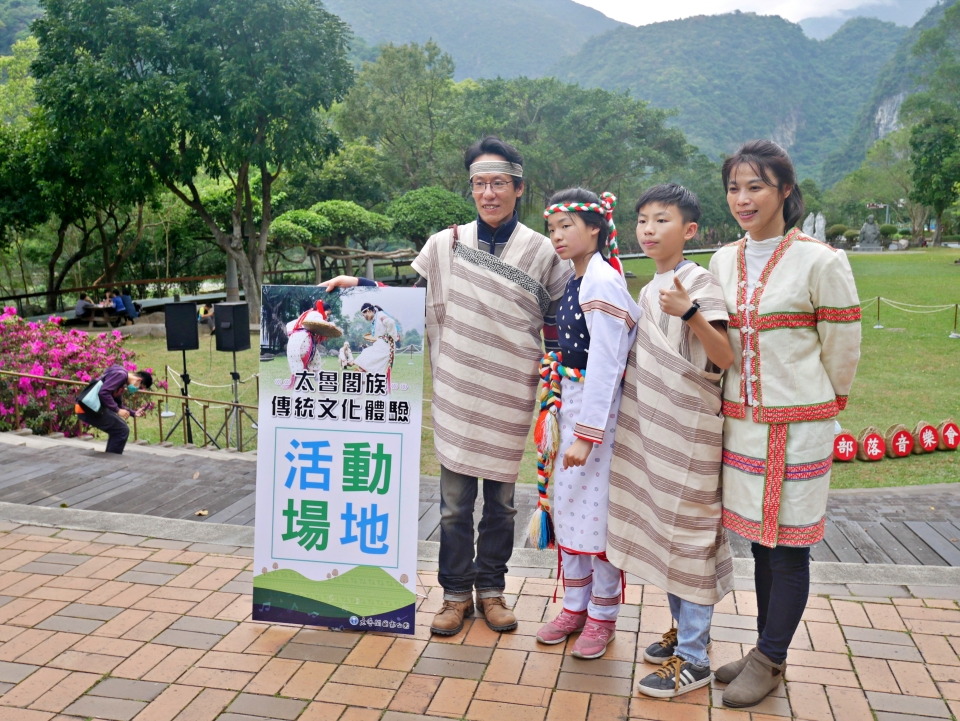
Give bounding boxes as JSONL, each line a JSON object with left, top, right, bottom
{"left": 412, "top": 220, "right": 571, "bottom": 482}
{"left": 354, "top": 310, "right": 399, "bottom": 376}
{"left": 709, "top": 229, "right": 861, "bottom": 547}
{"left": 607, "top": 262, "right": 734, "bottom": 605}
{"left": 550, "top": 253, "right": 639, "bottom": 553}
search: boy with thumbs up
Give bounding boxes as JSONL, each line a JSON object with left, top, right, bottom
{"left": 605, "top": 184, "right": 735, "bottom": 698}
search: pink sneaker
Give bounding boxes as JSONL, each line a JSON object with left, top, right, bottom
{"left": 571, "top": 618, "right": 616, "bottom": 659}
{"left": 536, "top": 609, "right": 586, "bottom": 645}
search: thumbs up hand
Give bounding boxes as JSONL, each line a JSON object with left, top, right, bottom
{"left": 659, "top": 276, "right": 694, "bottom": 318}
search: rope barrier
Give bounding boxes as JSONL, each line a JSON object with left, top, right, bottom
{"left": 864, "top": 296, "right": 960, "bottom": 336}
{"left": 165, "top": 365, "right": 258, "bottom": 389}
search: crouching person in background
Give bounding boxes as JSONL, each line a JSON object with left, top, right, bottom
{"left": 77, "top": 366, "right": 153, "bottom": 454}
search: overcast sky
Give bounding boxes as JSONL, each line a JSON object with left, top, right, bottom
{"left": 574, "top": 0, "right": 929, "bottom": 26}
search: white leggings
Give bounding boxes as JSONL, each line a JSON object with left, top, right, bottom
{"left": 560, "top": 550, "right": 622, "bottom": 622}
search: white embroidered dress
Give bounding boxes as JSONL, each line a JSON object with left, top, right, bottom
{"left": 553, "top": 253, "right": 640, "bottom": 553}
{"left": 354, "top": 311, "right": 399, "bottom": 375}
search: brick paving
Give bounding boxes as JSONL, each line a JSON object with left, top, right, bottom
{"left": 1, "top": 525, "right": 960, "bottom": 719}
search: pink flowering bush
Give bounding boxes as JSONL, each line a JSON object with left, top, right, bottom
{"left": 0, "top": 307, "right": 157, "bottom": 436}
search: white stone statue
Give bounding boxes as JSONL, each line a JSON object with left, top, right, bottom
{"left": 802, "top": 213, "right": 815, "bottom": 236}
{"left": 815, "top": 212, "right": 826, "bottom": 242}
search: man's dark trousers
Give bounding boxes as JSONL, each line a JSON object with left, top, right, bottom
{"left": 80, "top": 410, "right": 130, "bottom": 454}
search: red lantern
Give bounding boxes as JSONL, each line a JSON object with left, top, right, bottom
{"left": 915, "top": 424, "right": 939, "bottom": 453}
{"left": 833, "top": 432, "right": 857, "bottom": 462}
{"left": 889, "top": 429, "right": 914, "bottom": 458}
{"left": 940, "top": 421, "right": 960, "bottom": 451}
{"left": 859, "top": 432, "right": 885, "bottom": 461}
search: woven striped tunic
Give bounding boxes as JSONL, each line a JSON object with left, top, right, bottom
{"left": 607, "top": 263, "right": 734, "bottom": 605}
{"left": 412, "top": 221, "right": 571, "bottom": 483}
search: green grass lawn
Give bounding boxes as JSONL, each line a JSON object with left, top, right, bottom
{"left": 620, "top": 249, "right": 960, "bottom": 489}
{"left": 124, "top": 248, "right": 960, "bottom": 488}
{"left": 118, "top": 334, "right": 261, "bottom": 450}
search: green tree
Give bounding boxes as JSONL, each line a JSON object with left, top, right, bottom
{"left": 824, "top": 130, "right": 927, "bottom": 239}
{"left": 0, "top": 35, "right": 35, "bottom": 128}
{"left": 799, "top": 178, "right": 823, "bottom": 217}
{"left": 280, "top": 140, "right": 386, "bottom": 210}
{"left": 32, "top": 0, "right": 354, "bottom": 320}
{"left": 308, "top": 200, "right": 391, "bottom": 278}
{"left": 387, "top": 186, "right": 474, "bottom": 250}
{"left": 909, "top": 108, "right": 960, "bottom": 246}
{"left": 337, "top": 42, "right": 459, "bottom": 192}
{"left": 458, "top": 77, "right": 688, "bottom": 206}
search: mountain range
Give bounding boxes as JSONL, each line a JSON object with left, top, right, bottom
{"left": 800, "top": 0, "right": 939, "bottom": 40}
{"left": 336, "top": 0, "right": 952, "bottom": 185}
{"left": 3, "top": 0, "right": 953, "bottom": 185}
{"left": 321, "top": 0, "right": 622, "bottom": 80}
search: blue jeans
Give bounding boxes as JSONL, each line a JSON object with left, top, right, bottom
{"left": 753, "top": 543, "right": 810, "bottom": 663}
{"left": 668, "top": 593, "right": 713, "bottom": 668}
{"left": 438, "top": 466, "right": 516, "bottom": 602}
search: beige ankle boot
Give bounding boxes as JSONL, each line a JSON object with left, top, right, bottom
{"left": 715, "top": 649, "right": 752, "bottom": 684}
{"left": 721, "top": 647, "right": 786, "bottom": 708}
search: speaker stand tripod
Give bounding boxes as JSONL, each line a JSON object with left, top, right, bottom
{"left": 214, "top": 351, "right": 258, "bottom": 451}
{"left": 165, "top": 350, "right": 220, "bottom": 448}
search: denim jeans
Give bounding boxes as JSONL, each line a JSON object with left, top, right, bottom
{"left": 753, "top": 543, "right": 810, "bottom": 663}
{"left": 668, "top": 593, "right": 713, "bottom": 667}
{"left": 437, "top": 466, "right": 516, "bottom": 601}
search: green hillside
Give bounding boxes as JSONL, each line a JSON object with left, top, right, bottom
{"left": 0, "top": 0, "right": 41, "bottom": 55}
{"left": 821, "top": 0, "right": 953, "bottom": 186}
{"left": 320, "top": 0, "right": 623, "bottom": 80}
{"left": 552, "top": 12, "right": 906, "bottom": 182}
{"left": 254, "top": 565, "right": 415, "bottom": 617}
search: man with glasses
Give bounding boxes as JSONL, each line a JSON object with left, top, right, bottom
{"left": 320, "top": 136, "right": 571, "bottom": 636}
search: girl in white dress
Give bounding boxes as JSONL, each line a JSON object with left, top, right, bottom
{"left": 353, "top": 303, "right": 401, "bottom": 382}
{"left": 532, "top": 188, "right": 639, "bottom": 660}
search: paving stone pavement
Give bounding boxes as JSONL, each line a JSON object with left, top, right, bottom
{"left": 0, "top": 523, "right": 960, "bottom": 719}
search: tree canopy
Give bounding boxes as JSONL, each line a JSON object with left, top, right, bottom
{"left": 31, "top": 0, "right": 355, "bottom": 319}
{"left": 386, "top": 186, "right": 474, "bottom": 250}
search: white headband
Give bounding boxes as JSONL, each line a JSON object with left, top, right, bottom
{"left": 469, "top": 160, "right": 523, "bottom": 179}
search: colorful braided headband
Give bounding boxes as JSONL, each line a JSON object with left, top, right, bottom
{"left": 544, "top": 191, "right": 623, "bottom": 275}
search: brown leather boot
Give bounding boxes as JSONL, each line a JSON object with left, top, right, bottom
{"left": 430, "top": 598, "right": 474, "bottom": 636}
{"left": 715, "top": 649, "right": 752, "bottom": 684}
{"left": 475, "top": 594, "right": 518, "bottom": 632}
{"left": 721, "top": 647, "right": 786, "bottom": 708}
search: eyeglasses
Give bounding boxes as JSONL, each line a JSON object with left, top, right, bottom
{"left": 469, "top": 180, "right": 514, "bottom": 194}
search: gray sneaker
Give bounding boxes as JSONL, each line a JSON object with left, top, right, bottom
{"left": 642, "top": 627, "right": 712, "bottom": 664}
{"left": 638, "top": 656, "right": 713, "bottom": 698}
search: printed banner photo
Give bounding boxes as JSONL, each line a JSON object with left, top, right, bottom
{"left": 254, "top": 284, "right": 425, "bottom": 634}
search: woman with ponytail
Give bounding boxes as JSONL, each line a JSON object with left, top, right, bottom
{"left": 532, "top": 188, "right": 639, "bottom": 660}
{"left": 708, "top": 141, "right": 861, "bottom": 708}
{"left": 353, "top": 302, "right": 401, "bottom": 383}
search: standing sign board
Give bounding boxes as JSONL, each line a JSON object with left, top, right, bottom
{"left": 254, "top": 285, "right": 425, "bottom": 634}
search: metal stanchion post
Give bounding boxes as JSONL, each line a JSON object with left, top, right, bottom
{"left": 874, "top": 296, "right": 883, "bottom": 329}
{"left": 951, "top": 304, "right": 960, "bottom": 339}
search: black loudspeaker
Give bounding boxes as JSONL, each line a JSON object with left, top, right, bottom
{"left": 165, "top": 302, "right": 200, "bottom": 351}
{"left": 215, "top": 302, "right": 251, "bottom": 352}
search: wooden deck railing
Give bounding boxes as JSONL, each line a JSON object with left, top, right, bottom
{"left": 0, "top": 370, "right": 259, "bottom": 452}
